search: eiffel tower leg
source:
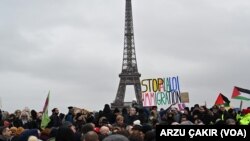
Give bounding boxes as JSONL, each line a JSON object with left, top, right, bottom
{"left": 134, "top": 82, "right": 143, "bottom": 106}
{"left": 112, "top": 79, "right": 126, "bottom": 108}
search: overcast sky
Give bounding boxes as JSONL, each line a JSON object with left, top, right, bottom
{"left": 0, "top": 0, "right": 250, "bottom": 114}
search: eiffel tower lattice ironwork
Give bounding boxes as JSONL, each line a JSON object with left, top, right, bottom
{"left": 111, "top": 0, "right": 142, "bottom": 109}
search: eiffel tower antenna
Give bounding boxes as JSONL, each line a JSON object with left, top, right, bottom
{"left": 111, "top": 0, "right": 142, "bottom": 109}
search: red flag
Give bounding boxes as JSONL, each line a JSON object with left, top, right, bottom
{"left": 232, "top": 86, "right": 240, "bottom": 98}
{"left": 215, "top": 93, "right": 224, "bottom": 105}
{"left": 215, "top": 93, "right": 230, "bottom": 106}
{"left": 231, "top": 86, "right": 250, "bottom": 101}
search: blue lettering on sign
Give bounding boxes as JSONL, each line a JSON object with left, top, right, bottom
{"left": 141, "top": 76, "right": 181, "bottom": 106}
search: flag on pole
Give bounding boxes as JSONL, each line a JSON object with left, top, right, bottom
{"left": 231, "top": 86, "right": 250, "bottom": 101}
{"left": 215, "top": 93, "right": 230, "bottom": 107}
{"left": 41, "top": 91, "right": 51, "bottom": 129}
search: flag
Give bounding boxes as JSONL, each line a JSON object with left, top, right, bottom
{"left": 41, "top": 91, "right": 51, "bottom": 129}
{"left": 215, "top": 93, "right": 230, "bottom": 106}
{"left": 231, "top": 86, "right": 250, "bottom": 101}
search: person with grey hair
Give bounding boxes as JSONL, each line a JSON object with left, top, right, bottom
{"left": 103, "top": 134, "right": 129, "bottom": 141}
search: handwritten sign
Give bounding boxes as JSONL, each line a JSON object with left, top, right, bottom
{"left": 141, "top": 76, "right": 181, "bottom": 107}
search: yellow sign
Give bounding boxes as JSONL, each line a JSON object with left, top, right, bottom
{"left": 180, "top": 92, "right": 189, "bottom": 103}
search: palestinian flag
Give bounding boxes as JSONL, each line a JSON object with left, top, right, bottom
{"left": 41, "top": 91, "right": 51, "bottom": 129}
{"left": 215, "top": 93, "right": 230, "bottom": 106}
{"left": 231, "top": 86, "right": 250, "bottom": 101}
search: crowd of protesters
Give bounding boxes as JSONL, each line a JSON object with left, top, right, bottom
{"left": 0, "top": 103, "right": 250, "bottom": 141}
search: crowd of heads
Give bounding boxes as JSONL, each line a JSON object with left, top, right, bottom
{"left": 0, "top": 103, "right": 250, "bottom": 141}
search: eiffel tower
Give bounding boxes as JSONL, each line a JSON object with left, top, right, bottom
{"left": 111, "top": 0, "right": 142, "bottom": 109}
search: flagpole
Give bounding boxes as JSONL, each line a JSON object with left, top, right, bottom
{"left": 239, "top": 100, "right": 243, "bottom": 111}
